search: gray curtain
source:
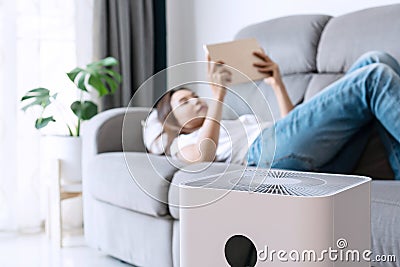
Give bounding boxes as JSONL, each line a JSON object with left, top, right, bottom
{"left": 93, "top": 0, "right": 159, "bottom": 109}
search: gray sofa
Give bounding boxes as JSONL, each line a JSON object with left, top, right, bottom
{"left": 82, "top": 4, "right": 400, "bottom": 267}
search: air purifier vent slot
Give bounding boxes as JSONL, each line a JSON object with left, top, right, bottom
{"left": 184, "top": 169, "right": 366, "bottom": 196}
{"left": 231, "top": 170, "right": 328, "bottom": 196}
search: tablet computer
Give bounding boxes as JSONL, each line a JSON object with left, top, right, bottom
{"left": 204, "top": 38, "right": 267, "bottom": 85}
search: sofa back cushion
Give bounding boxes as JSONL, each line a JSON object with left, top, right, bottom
{"left": 317, "top": 4, "right": 400, "bottom": 73}
{"left": 97, "top": 108, "right": 149, "bottom": 153}
{"left": 235, "top": 15, "right": 331, "bottom": 75}
{"left": 306, "top": 4, "right": 400, "bottom": 101}
{"left": 229, "top": 4, "right": 400, "bottom": 118}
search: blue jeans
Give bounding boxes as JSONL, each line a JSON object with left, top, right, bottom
{"left": 247, "top": 51, "right": 400, "bottom": 180}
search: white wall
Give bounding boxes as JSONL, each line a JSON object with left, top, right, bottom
{"left": 167, "top": 0, "right": 400, "bottom": 68}
{"left": 75, "top": 0, "right": 94, "bottom": 66}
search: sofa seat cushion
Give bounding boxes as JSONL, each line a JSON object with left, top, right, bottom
{"left": 168, "top": 162, "right": 245, "bottom": 219}
{"left": 87, "top": 152, "right": 183, "bottom": 217}
{"left": 371, "top": 181, "right": 400, "bottom": 264}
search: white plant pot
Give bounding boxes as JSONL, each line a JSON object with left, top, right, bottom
{"left": 41, "top": 135, "right": 82, "bottom": 183}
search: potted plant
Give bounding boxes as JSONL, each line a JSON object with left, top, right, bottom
{"left": 21, "top": 57, "right": 121, "bottom": 135}
{"left": 20, "top": 57, "right": 122, "bottom": 183}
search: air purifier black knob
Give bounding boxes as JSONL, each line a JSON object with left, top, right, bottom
{"left": 224, "top": 234, "right": 257, "bottom": 267}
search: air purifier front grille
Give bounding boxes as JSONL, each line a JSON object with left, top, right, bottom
{"left": 183, "top": 169, "right": 367, "bottom": 196}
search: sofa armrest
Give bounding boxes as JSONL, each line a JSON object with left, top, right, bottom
{"left": 82, "top": 107, "right": 150, "bottom": 166}
{"left": 84, "top": 152, "right": 183, "bottom": 217}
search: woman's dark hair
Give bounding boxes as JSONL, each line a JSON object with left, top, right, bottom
{"left": 155, "top": 87, "right": 189, "bottom": 131}
{"left": 153, "top": 87, "right": 191, "bottom": 155}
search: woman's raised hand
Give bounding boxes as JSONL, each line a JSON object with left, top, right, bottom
{"left": 253, "top": 50, "right": 283, "bottom": 88}
{"left": 207, "top": 55, "right": 232, "bottom": 100}
{"left": 253, "top": 50, "right": 293, "bottom": 116}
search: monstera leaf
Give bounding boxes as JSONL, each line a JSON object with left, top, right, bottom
{"left": 66, "top": 57, "right": 121, "bottom": 97}
{"left": 35, "top": 116, "right": 56, "bottom": 129}
{"left": 70, "top": 101, "right": 98, "bottom": 121}
{"left": 21, "top": 88, "right": 57, "bottom": 111}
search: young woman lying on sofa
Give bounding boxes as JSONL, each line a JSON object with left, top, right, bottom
{"left": 144, "top": 50, "right": 400, "bottom": 179}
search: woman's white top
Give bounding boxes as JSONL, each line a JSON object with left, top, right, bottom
{"left": 170, "top": 114, "right": 272, "bottom": 164}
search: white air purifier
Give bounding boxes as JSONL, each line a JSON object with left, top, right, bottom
{"left": 179, "top": 168, "right": 371, "bottom": 266}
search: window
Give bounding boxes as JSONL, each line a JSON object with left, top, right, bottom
{"left": 0, "top": 0, "right": 87, "bottom": 231}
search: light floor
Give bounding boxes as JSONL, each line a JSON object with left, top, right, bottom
{"left": 0, "top": 232, "right": 133, "bottom": 267}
